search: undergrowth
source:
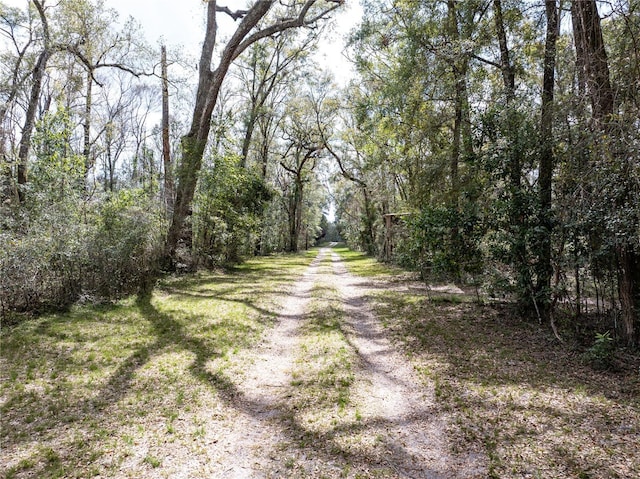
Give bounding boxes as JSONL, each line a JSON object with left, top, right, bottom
{"left": 336, "top": 247, "right": 640, "bottom": 479}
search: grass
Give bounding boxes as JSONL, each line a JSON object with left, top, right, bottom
{"left": 276, "top": 251, "right": 397, "bottom": 478}
{"left": 293, "top": 277, "right": 354, "bottom": 418}
{"left": 0, "top": 252, "right": 314, "bottom": 479}
{"left": 286, "top": 255, "right": 358, "bottom": 445}
{"left": 336, "top": 247, "right": 640, "bottom": 479}
{"left": 331, "top": 246, "right": 401, "bottom": 278}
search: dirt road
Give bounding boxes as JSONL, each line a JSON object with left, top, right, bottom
{"left": 214, "top": 248, "right": 486, "bottom": 478}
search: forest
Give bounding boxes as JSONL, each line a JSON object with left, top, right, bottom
{"left": 1, "top": 1, "right": 640, "bottom": 477}
{"left": 2, "top": 0, "right": 639, "bottom": 344}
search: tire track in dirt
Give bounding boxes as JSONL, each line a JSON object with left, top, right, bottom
{"left": 330, "top": 250, "right": 487, "bottom": 478}
{"left": 209, "top": 251, "right": 324, "bottom": 478}
{"left": 210, "top": 248, "right": 486, "bottom": 477}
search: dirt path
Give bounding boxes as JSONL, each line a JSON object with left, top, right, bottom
{"left": 331, "top": 251, "right": 485, "bottom": 477}
{"left": 215, "top": 251, "right": 323, "bottom": 477}
{"left": 4, "top": 247, "right": 637, "bottom": 478}
{"left": 211, "top": 248, "right": 486, "bottom": 478}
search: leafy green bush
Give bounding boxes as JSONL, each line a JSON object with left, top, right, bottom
{"left": 0, "top": 191, "right": 164, "bottom": 317}
{"left": 585, "top": 331, "right": 616, "bottom": 370}
{"left": 397, "top": 205, "right": 484, "bottom": 284}
{"left": 0, "top": 213, "right": 84, "bottom": 315}
{"left": 192, "top": 154, "right": 272, "bottom": 266}
{"left": 85, "top": 190, "right": 164, "bottom": 298}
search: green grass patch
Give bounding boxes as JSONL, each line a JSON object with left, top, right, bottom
{"left": 0, "top": 251, "right": 315, "bottom": 478}
{"left": 280, "top": 255, "right": 362, "bottom": 459}
{"left": 290, "top": 262, "right": 356, "bottom": 428}
{"left": 332, "top": 246, "right": 400, "bottom": 278}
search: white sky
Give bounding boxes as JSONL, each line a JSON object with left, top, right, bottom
{"left": 4, "top": 0, "right": 361, "bottom": 85}
{"left": 108, "top": 0, "right": 362, "bottom": 85}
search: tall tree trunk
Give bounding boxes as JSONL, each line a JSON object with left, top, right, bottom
{"left": 493, "top": 0, "right": 531, "bottom": 307}
{"left": 573, "top": 0, "right": 637, "bottom": 345}
{"left": 571, "top": 2, "right": 587, "bottom": 98}
{"left": 537, "top": 0, "right": 559, "bottom": 319}
{"left": 572, "top": 0, "right": 614, "bottom": 122}
{"left": 17, "top": 51, "right": 48, "bottom": 201}
{"left": 161, "top": 45, "right": 174, "bottom": 212}
{"left": 166, "top": 1, "right": 268, "bottom": 261}
{"left": 17, "top": 0, "right": 50, "bottom": 203}
{"left": 288, "top": 177, "right": 303, "bottom": 253}
{"left": 447, "top": 0, "right": 474, "bottom": 282}
{"left": 362, "top": 187, "right": 376, "bottom": 255}
{"left": 618, "top": 245, "right": 638, "bottom": 345}
{"left": 493, "top": 0, "right": 515, "bottom": 99}
{"left": 83, "top": 67, "right": 93, "bottom": 179}
{"left": 447, "top": 0, "right": 461, "bottom": 207}
{"left": 294, "top": 177, "right": 304, "bottom": 252}
{"left": 260, "top": 129, "right": 270, "bottom": 178}
{"left": 446, "top": 0, "right": 473, "bottom": 204}
{"left": 241, "top": 110, "right": 258, "bottom": 167}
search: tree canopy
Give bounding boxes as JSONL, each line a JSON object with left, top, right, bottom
{"left": 1, "top": 0, "right": 639, "bottom": 347}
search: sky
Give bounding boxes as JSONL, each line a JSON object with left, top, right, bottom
{"left": 4, "top": 0, "right": 362, "bottom": 85}
{"left": 108, "top": 0, "right": 362, "bottom": 85}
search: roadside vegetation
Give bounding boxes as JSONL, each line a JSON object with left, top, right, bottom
{"left": 1, "top": 252, "right": 314, "bottom": 479}
{"left": 337, "top": 248, "right": 640, "bottom": 479}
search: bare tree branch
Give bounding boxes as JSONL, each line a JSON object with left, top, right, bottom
{"left": 63, "top": 44, "right": 157, "bottom": 88}
{"left": 232, "top": 0, "right": 343, "bottom": 62}
{"left": 216, "top": 5, "right": 249, "bottom": 21}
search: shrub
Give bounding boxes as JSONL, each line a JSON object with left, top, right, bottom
{"left": 0, "top": 190, "right": 164, "bottom": 319}
{"left": 192, "top": 154, "right": 272, "bottom": 266}
{"left": 397, "top": 205, "right": 484, "bottom": 285}
{"left": 585, "top": 331, "right": 616, "bottom": 370}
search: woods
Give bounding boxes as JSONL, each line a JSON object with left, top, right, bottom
{"left": 336, "top": 0, "right": 640, "bottom": 347}
{"left": 1, "top": 0, "right": 639, "bottom": 349}
{"left": 1, "top": 3, "right": 640, "bottom": 477}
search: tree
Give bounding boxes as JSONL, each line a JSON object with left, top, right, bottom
{"left": 235, "top": 29, "right": 316, "bottom": 171}
{"left": 1, "top": 2, "right": 35, "bottom": 201}
{"left": 571, "top": 0, "right": 638, "bottom": 345}
{"left": 0, "top": 2, "right": 34, "bottom": 134}
{"left": 165, "top": 0, "right": 344, "bottom": 264}
{"left": 16, "top": 0, "right": 50, "bottom": 201}
{"left": 278, "top": 82, "right": 329, "bottom": 252}
{"left": 160, "top": 44, "right": 173, "bottom": 211}
{"left": 58, "top": 0, "right": 151, "bottom": 180}
{"left": 2, "top": 0, "right": 153, "bottom": 202}
{"left": 318, "top": 84, "right": 377, "bottom": 254}
{"left": 536, "top": 0, "right": 559, "bottom": 319}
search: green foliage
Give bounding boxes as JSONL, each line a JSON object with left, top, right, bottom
{"left": 193, "top": 154, "right": 273, "bottom": 266}
{"left": 317, "top": 213, "right": 329, "bottom": 242}
{"left": 477, "top": 102, "right": 561, "bottom": 310}
{"left": 87, "top": 189, "right": 164, "bottom": 298}
{"left": 1, "top": 109, "right": 164, "bottom": 317}
{"left": 0, "top": 189, "right": 164, "bottom": 316}
{"left": 27, "top": 108, "right": 85, "bottom": 207}
{"left": 397, "top": 205, "right": 484, "bottom": 284}
{"left": 585, "top": 331, "right": 616, "bottom": 370}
